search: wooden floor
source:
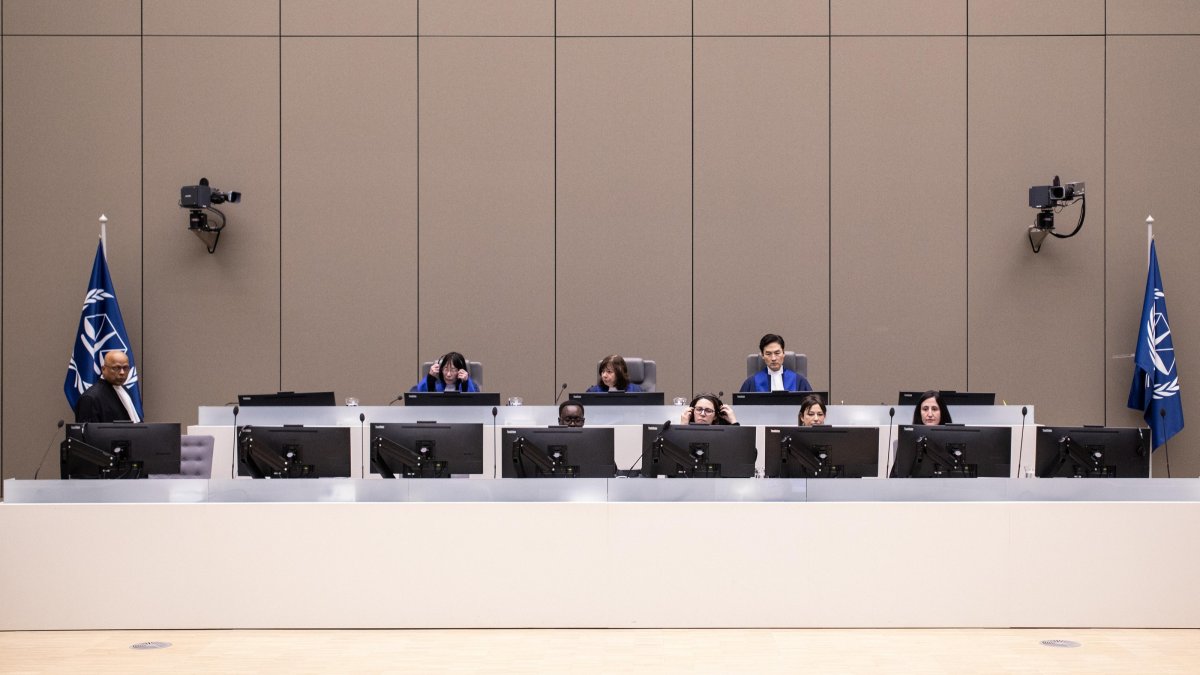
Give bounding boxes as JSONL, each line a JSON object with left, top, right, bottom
{"left": 1, "top": 629, "right": 1198, "bottom": 674}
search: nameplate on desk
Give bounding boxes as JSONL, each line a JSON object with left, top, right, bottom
{"left": 404, "top": 392, "right": 501, "bottom": 407}
{"left": 731, "top": 391, "right": 827, "bottom": 406}
{"left": 568, "top": 392, "right": 665, "bottom": 406}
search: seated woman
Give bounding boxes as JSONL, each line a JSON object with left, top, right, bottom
{"left": 411, "top": 352, "right": 480, "bottom": 393}
{"left": 912, "top": 390, "right": 952, "bottom": 425}
{"left": 585, "top": 355, "right": 644, "bottom": 393}
{"left": 680, "top": 392, "right": 738, "bottom": 425}
{"left": 797, "top": 394, "right": 827, "bottom": 426}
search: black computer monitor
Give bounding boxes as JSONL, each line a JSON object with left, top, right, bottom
{"left": 764, "top": 425, "right": 879, "bottom": 478}
{"left": 237, "top": 391, "right": 336, "bottom": 406}
{"left": 639, "top": 423, "right": 756, "bottom": 478}
{"left": 403, "top": 392, "right": 502, "bottom": 407}
{"left": 501, "top": 427, "right": 616, "bottom": 478}
{"left": 237, "top": 425, "right": 351, "bottom": 478}
{"left": 1034, "top": 426, "right": 1150, "bottom": 478}
{"left": 898, "top": 390, "right": 996, "bottom": 406}
{"left": 731, "top": 391, "right": 828, "bottom": 406}
{"left": 60, "top": 422, "right": 182, "bottom": 479}
{"left": 891, "top": 425, "right": 1012, "bottom": 478}
{"left": 369, "top": 422, "right": 484, "bottom": 478}
{"left": 567, "top": 391, "right": 665, "bottom": 406}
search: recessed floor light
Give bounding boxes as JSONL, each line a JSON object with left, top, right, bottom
{"left": 1040, "top": 639, "right": 1081, "bottom": 648}
{"left": 130, "top": 641, "right": 172, "bottom": 650}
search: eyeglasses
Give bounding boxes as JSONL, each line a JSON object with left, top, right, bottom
{"left": 693, "top": 407, "right": 716, "bottom": 416}
{"left": 105, "top": 364, "right": 131, "bottom": 372}
{"left": 560, "top": 416, "right": 585, "bottom": 425}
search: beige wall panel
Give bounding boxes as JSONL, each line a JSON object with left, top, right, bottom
{"left": 693, "top": 38, "right": 829, "bottom": 396}
{"left": 3, "top": 0, "right": 140, "bottom": 35}
{"left": 968, "top": 1, "right": 1104, "bottom": 35}
{"left": 2, "top": 37, "right": 141, "bottom": 479}
{"left": 142, "top": 37, "right": 280, "bottom": 425}
{"left": 557, "top": 0, "right": 690, "bottom": 36}
{"left": 830, "top": 38, "right": 966, "bottom": 404}
{"left": 556, "top": 39, "right": 691, "bottom": 400}
{"left": 420, "top": 0, "right": 552, "bottom": 36}
{"left": 694, "top": 0, "right": 827, "bottom": 36}
{"left": 1107, "top": 37, "right": 1200, "bottom": 477}
{"left": 418, "top": 38, "right": 554, "bottom": 402}
{"left": 144, "top": 0, "right": 279, "bottom": 35}
{"left": 282, "top": 0, "right": 416, "bottom": 35}
{"left": 832, "top": 0, "right": 964, "bottom": 36}
{"left": 1108, "top": 1, "right": 1200, "bottom": 34}
{"left": 968, "top": 37, "right": 1104, "bottom": 424}
{"left": 280, "top": 38, "right": 416, "bottom": 404}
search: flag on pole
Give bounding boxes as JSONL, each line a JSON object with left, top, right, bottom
{"left": 64, "top": 239, "right": 144, "bottom": 419}
{"left": 1128, "top": 240, "right": 1183, "bottom": 449}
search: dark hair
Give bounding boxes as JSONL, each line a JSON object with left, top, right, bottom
{"left": 911, "top": 389, "right": 952, "bottom": 425}
{"left": 427, "top": 351, "right": 470, "bottom": 392}
{"left": 759, "top": 333, "right": 785, "bottom": 352}
{"left": 597, "top": 354, "right": 630, "bottom": 390}
{"left": 688, "top": 392, "right": 733, "bottom": 425}
{"left": 439, "top": 351, "right": 468, "bottom": 372}
{"left": 558, "top": 400, "right": 584, "bottom": 418}
{"left": 798, "top": 394, "right": 826, "bottom": 424}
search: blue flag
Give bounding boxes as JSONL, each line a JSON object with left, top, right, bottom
{"left": 64, "top": 239, "right": 144, "bottom": 419}
{"left": 1128, "top": 240, "right": 1183, "bottom": 449}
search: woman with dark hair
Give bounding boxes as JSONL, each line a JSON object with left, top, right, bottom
{"left": 681, "top": 392, "right": 737, "bottom": 425}
{"left": 797, "top": 394, "right": 827, "bottom": 426}
{"left": 585, "top": 355, "right": 644, "bottom": 393}
{"left": 912, "top": 390, "right": 952, "bottom": 425}
{"left": 412, "top": 351, "right": 480, "bottom": 392}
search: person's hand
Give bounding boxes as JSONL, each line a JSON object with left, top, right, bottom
{"left": 429, "top": 362, "right": 441, "bottom": 377}
{"left": 681, "top": 408, "right": 693, "bottom": 424}
{"left": 719, "top": 404, "right": 737, "bottom": 424}
{"left": 457, "top": 368, "right": 469, "bottom": 382}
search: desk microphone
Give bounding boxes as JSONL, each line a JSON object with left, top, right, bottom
{"left": 32, "top": 419, "right": 66, "bottom": 479}
{"left": 627, "top": 420, "right": 670, "bottom": 473}
{"left": 359, "top": 412, "right": 367, "bottom": 478}
{"left": 231, "top": 404, "right": 240, "bottom": 479}
{"left": 1016, "top": 406, "right": 1028, "bottom": 478}
{"left": 387, "top": 392, "right": 404, "bottom": 405}
{"left": 491, "top": 406, "right": 499, "bottom": 478}
{"left": 554, "top": 383, "right": 568, "bottom": 404}
{"left": 884, "top": 407, "right": 896, "bottom": 477}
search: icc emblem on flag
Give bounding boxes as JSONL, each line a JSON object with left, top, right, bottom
{"left": 1128, "top": 240, "right": 1183, "bottom": 449}
{"left": 64, "top": 240, "right": 144, "bottom": 419}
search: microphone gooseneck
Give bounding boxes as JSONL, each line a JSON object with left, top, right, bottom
{"left": 628, "top": 420, "right": 670, "bottom": 473}
{"left": 884, "top": 407, "right": 896, "bottom": 477}
{"left": 359, "top": 412, "right": 367, "bottom": 478}
{"left": 33, "top": 419, "right": 66, "bottom": 480}
{"left": 554, "top": 383, "right": 568, "bottom": 404}
{"left": 231, "top": 404, "right": 240, "bottom": 479}
{"left": 1016, "top": 406, "right": 1029, "bottom": 478}
{"left": 492, "top": 406, "right": 499, "bottom": 478}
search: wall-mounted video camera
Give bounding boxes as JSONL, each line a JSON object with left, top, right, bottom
{"left": 181, "top": 177, "right": 241, "bottom": 209}
{"left": 1028, "top": 175, "right": 1085, "bottom": 253}
{"left": 180, "top": 177, "right": 241, "bottom": 254}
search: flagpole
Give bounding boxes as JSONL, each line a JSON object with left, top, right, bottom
{"left": 1145, "top": 214, "right": 1154, "bottom": 266}
{"left": 99, "top": 213, "right": 108, "bottom": 259}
